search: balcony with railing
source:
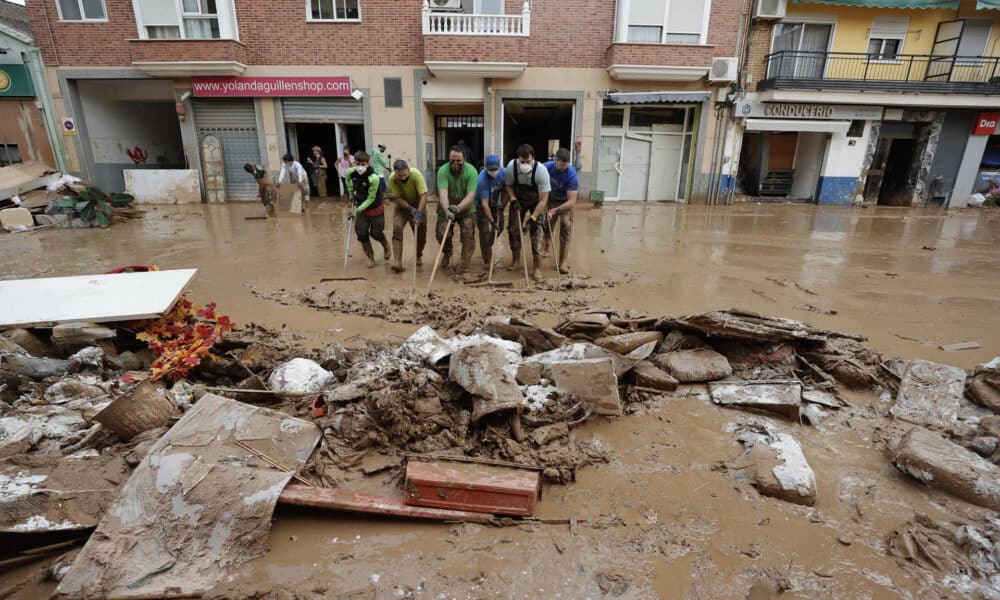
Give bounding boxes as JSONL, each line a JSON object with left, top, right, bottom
{"left": 759, "top": 51, "right": 1000, "bottom": 94}
{"left": 421, "top": 0, "right": 530, "bottom": 36}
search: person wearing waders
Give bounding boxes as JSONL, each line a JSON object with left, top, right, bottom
{"left": 544, "top": 148, "right": 579, "bottom": 274}
{"left": 387, "top": 159, "right": 428, "bottom": 272}
{"left": 346, "top": 151, "right": 391, "bottom": 268}
{"left": 503, "top": 144, "right": 551, "bottom": 279}
{"left": 436, "top": 145, "right": 479, "bottom": 274}
{"left": 476, "top": 154, "right": 506, "bottom": 272}
{"left": 244, "top": 163, "right": 276, "bottom": 216}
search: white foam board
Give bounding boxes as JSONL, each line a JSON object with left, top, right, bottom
{"left": 0, "top": 269, "right": 197, "bottom": 328}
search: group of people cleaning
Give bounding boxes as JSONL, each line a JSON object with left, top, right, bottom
{"left": 245, "top": 142, "right": 578, "bottom": 280}
{"left": 244, "top": 143, "right": 390, "bottom": 214}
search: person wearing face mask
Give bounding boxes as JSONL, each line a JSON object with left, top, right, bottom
{"left": 503, "top": 144, "right": 551, "bottom": 279}
{"left": 387, "top": 159, "right": 428, "bottom": 273}
{"left": 435, "top": 146, "right": 479, "bottom": 274}
{"left": 337, "top": 146, "right": 354, "bottom": 197}
{"left": 345, "top": 151, "right": 391, "bottom": 268}
{"left": 544, "top": 148, "right": 579, "bottom": 274}
{"left": 475, "top": 154, "right": 506, "bottom": 272}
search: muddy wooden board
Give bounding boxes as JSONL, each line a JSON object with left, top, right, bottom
{"left": 708, "top": 379, "right": 802, "bottom": 420}
{"left": 54, "top": 394, "right": 321, "bottom": 599}
{"left": 0, "top": 269, "right": 197, "bottom": 328}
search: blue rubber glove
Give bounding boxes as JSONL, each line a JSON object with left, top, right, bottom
{"left": 414, "top": 210, "right": 424, "bottom": 223}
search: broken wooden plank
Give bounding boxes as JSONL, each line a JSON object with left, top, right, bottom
{"left": 940, "top": 341, "right": 980, "bottom": 352}
{"left": 657, "top": 309, "right": 866, "bottom": 344}
{"left": 278, "top": 484, "right": 495, "bottom": 524}
{"left": 0, "top": 269, "right": 196, "bottom": 328}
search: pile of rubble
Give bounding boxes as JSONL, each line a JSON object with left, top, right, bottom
{"left": 3, "top": 300, "right": 1000, "bottom": 597}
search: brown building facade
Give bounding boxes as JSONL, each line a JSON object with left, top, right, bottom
{"left": 27, "top": 0, "right": 743, "bottom": 202}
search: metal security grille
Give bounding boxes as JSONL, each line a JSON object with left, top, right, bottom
{"left": 193, "top": 99, "right": 260, "bottom": 200}
{"left": 282, "top": 98, "right": 364, "bottom": 123}
{"left": 435, "top": 115, "right": 484, "bottom": 129}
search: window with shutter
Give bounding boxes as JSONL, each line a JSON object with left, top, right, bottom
{"left": 621, "top": 0, "right": 709, "bottom": 45}
{"left": 866, "top": 16, "right": 908, "bottom": 62}
{"left": 957, "top": 20, "right": 992, "bottom": 64}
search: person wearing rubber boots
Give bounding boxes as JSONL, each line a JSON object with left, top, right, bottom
{"left": 475, "top": 154, "right": 506, "bottom": 272}
{"left": 503, "top": 144, "right": 551, "bottom": 279}
{"left": 436, "top": 145, "right": 479, "bottom": 274}
{"left": 244, "top": 163, "right": 277, "bottom": 216}
{"left": 387, "top": 159, "right": 428, "bottom": 273}
{"left": 544, "top": 148, "right": 579, "bottom": 275}
{"left": 345, "top": 151, "right": 391, "bottom": 268}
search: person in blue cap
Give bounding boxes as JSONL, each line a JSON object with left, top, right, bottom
{"left": 544, "top": 148, "right": 579, "bottom": 274}
{"left": 475, "top": 154, "right": 506, "bottom": 271}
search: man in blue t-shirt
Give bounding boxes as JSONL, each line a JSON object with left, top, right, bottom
{"left": 544, "top": 148, "right": 579, "bottom": 274}
{"left": 476, "top": 154, "right": 506, "bottom": 270}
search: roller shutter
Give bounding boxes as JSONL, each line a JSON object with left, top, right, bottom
{"left": 193, "top": 99, "right": 260, "bottom": 200}
{"left": 282, "top": 98, "right": 364, "bottom": 124}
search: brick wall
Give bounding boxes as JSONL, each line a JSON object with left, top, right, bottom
{"left": 607, "top": 44, "right": 717, "bottom": 68}
{"left": 424, "top": 35, "right": 528, "bottom": 64}
{"left": 745, "top": 21, "right": 773, "bottom": 91}
{"left": 128, "top": 39, "right": 248, "bottom": 64}
{"left": 28, "top": 0, "right": 744, "bottom": 69}
{"left": 26, "top": 0, "right": 138, "bottom": 66}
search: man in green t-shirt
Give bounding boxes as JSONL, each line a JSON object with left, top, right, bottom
{"left": 387, "top": 160, "right": 428, "bottom": 273}
{"left": 436, "top": 145, "right": 479, "bottom": 273}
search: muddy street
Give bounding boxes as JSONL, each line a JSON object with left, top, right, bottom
{"left": 2, "top": 201, "right": 1000, "bottom": 599}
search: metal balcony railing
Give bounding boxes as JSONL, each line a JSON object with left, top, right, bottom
{"left": 422, "top": 0, "right": 530, "bottom": 36}
{"left": 760, "top": 50, "right": 1000, "bottom": 94}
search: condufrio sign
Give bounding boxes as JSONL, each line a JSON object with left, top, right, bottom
{"left": 191, "top": 76, "right": 352, "bottom": 98}
{"left": 973, "top": 112, "right": 1000, "bottom": 135}
{"left": 735, "top": 101, "right": 883, "bottom": 121}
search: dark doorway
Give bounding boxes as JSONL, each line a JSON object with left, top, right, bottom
{"left": 288, "top": 123, "right": 365, "bottom": 196}
{"left": 435, "top": 115, "right": 484, "bottom": 170}
{"left": 503, "top": 100, "right": 573, "bottom": 165}
{"left": 878, "top": 138, "right": 918, "bottom": 206}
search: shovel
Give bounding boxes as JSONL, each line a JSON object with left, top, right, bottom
{"left": 426, "top": 216, "right": 454, "bottom": 296}
{"left": 467, "top": 220, "right": 513, "bottom": 289}
{"left": 322, "top": 215, "right": 366, "bottom": 282}
{"left": 515, "top": 206, "right": 531, "bottom": 286}
{"left": 545, "top": 216, "right": 562, "bottom": 287}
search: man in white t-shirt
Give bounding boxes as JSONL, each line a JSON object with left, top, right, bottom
{"left": 503, "top": 144, "right": 551, "bottom": 279}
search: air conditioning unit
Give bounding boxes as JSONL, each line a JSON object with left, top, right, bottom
{"left": 754, "top": 0, "right": 787, "bottom": 20}
{"left": 430, "top": 0, "right": 463, "bottom": 11}
{"left": 709, "top": 57, "right": 738, "bottom": 82}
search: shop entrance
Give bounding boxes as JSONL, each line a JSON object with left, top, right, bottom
{"left": 502, "top": 100, "right": 573, "bottom": 164}
{"left": 79, "top": 79, "right": 185, "bottom": 194}
{"left": 864, "top": 122, "right": 920, "bottom": 206}
{"left": 597, "top": 104, "right": 698, "bottom": 202}
{"left": 738, "top": 130, "right": 828, "bottom": 201}
{"left": 286, "top": 123, "right": 364, "bottom": 196}
{"left": 281, "top": 97, "right": 366, "bottom": 197}
{"left": 434, "top": 114, "right": 484, "bottom": 170}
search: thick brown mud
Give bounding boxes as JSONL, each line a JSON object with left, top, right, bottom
{"left": 2, "top": 200, "right": 999, "bottom": 599}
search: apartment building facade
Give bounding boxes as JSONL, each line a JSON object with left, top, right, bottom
{"left": 722, "top": 0, "right": 1000, "bottom": 207}
{"left": 25, "top": 0, "right": 743, "bottom": 203}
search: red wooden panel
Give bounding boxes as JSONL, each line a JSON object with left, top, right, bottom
{"left": 403, "top": 461, "right": 541, "bottom": 517}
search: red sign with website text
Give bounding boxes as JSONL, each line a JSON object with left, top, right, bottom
{"left": 191, "top": 76, "right": 352, "bottom": 98}
{"left": 973, "top": 112, "right": 1000, "bottom": 135}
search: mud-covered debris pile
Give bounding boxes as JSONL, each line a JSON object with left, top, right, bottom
{"left": 248, "top": 284, "right": 595, "bottom": 333}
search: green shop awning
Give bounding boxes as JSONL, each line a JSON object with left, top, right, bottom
{"left": 793, "top": 0, "right": 960, "bottom": 8}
